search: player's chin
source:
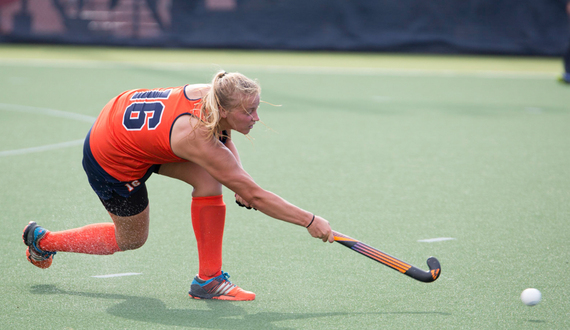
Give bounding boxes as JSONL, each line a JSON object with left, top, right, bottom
{"left": 236, "top": 128, "right": 251, "bottom": 135}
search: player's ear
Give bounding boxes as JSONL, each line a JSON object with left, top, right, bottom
{"left": 219, "top": 107, "right": 228, "bottom": 118}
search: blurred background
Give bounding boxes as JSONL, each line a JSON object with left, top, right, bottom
{"left": 0, "top": 0, "right": 568, "bottom": 56}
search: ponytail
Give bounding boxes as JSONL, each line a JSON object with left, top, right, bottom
{"left": 199, "top": 70, "right": 261, "bottom": 140}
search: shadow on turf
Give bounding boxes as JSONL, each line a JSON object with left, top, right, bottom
{"left": 31, "top": 284, "right": 449, "bottom": 329}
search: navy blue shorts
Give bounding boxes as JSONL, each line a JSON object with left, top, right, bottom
{"left": 82, "top": 130, "right": 160, "bottom": 216}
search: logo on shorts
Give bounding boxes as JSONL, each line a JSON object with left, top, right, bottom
{"left": 125, "top": 180, "right": 141, "bottom": 192}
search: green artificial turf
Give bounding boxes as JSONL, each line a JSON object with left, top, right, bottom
{"left": 0, "top": 45, "right": 568, "bottom": 329}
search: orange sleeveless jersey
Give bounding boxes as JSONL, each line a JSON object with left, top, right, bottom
{"left": 89, "top": 85, "right": 202, "bottom": 182}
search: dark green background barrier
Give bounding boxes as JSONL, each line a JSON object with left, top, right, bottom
{"left": 0, "top": 0, "right": 568, "bottom": 55}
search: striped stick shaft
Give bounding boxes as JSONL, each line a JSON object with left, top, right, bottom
{"left": 333, "top": 231, "right": 441, "bottom": 283}
{"left": 333, "top": 232, "right": 411, "bottom": 273}
{"left": 351, "top": 242, "right": 411, "bottom": 274}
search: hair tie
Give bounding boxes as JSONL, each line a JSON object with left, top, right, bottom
{"left": 219, "top": 71, "right": 227, "bottom": 78}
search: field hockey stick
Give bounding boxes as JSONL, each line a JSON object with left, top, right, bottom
{"left": 333, "top": 231, "right": 441, "bottom": 283}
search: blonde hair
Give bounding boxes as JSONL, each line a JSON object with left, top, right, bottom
{"left": 200, "top": 70, "right": 261, "bottom": 140}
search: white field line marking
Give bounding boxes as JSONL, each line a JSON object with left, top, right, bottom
{"left": 0, "top": 103, "right": 95, "bottom": 157}
{"left": 0, "top": 58, "right": 557, "bottom": 79}
{"left": 525, "top": 107, "right": 544, "bottom": 114}
{"left": 417, "top": 237, "right": 456, "bottom": 243}
{"left": 92, "top": 273, "right": 142, "bottom": 278}
{"left": 0, "top": 103, "right": 96, "bottom": 123}
{"left": 0, "top": 139, "right": 84, "bottom": 157}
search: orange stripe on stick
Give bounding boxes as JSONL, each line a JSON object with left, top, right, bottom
{"left": 334, "top": 236, "right": 358, "bottom": 243}
{"left": 355, "top": 244, "right": 411, "bottom": 273}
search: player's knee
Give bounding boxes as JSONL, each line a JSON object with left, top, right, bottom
{"left": 118, "top": 234, "right": 148, "bottom": 251}
{"left": 192, "top": 182, "right": 223, "bottom": 197}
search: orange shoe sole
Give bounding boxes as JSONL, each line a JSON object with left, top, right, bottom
{"left": 190, "top": 287, "right": 255, "bottom": 301}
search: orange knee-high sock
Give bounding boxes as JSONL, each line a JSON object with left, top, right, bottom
{"left": 191, "top": 195, "right": 226, "bottom": 280}
{"left": 38, "top": 223, "right": 121, "bottom": 255}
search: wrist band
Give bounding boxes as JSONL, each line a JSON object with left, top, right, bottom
{"left": 306, "top": 214, "right": 315, "bottom": 228}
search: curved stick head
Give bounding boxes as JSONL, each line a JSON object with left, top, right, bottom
{"left": 426, "top": 257, "right": 441, "bottom": 281}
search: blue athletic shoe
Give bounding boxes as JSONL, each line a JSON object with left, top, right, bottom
{"left": 189, "top": 271, "right": 255, "bottom": 301}
{"left": 23, "top": 221, "right": 56, "bottom": 269}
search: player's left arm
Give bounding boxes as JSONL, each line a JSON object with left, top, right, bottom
{"left": 224, "top": 131, "right": 242, "bottom": 168}
{"left": 224, "top": 132, "right": 254, "bottom": 208}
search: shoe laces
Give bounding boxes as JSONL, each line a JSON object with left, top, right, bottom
{"left": 28, "top": 246, "right": 55, "bottom": 261}
{"left": 220, "top": 271, "right": 232, "bottom": 283}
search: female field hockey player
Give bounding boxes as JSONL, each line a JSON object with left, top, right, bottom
{"left": 22, "top": 71, "right": 334, "bottom": 301}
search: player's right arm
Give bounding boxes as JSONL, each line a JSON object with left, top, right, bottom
{"left": 170, "top": 116, "right": 333, "bottom": 242}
